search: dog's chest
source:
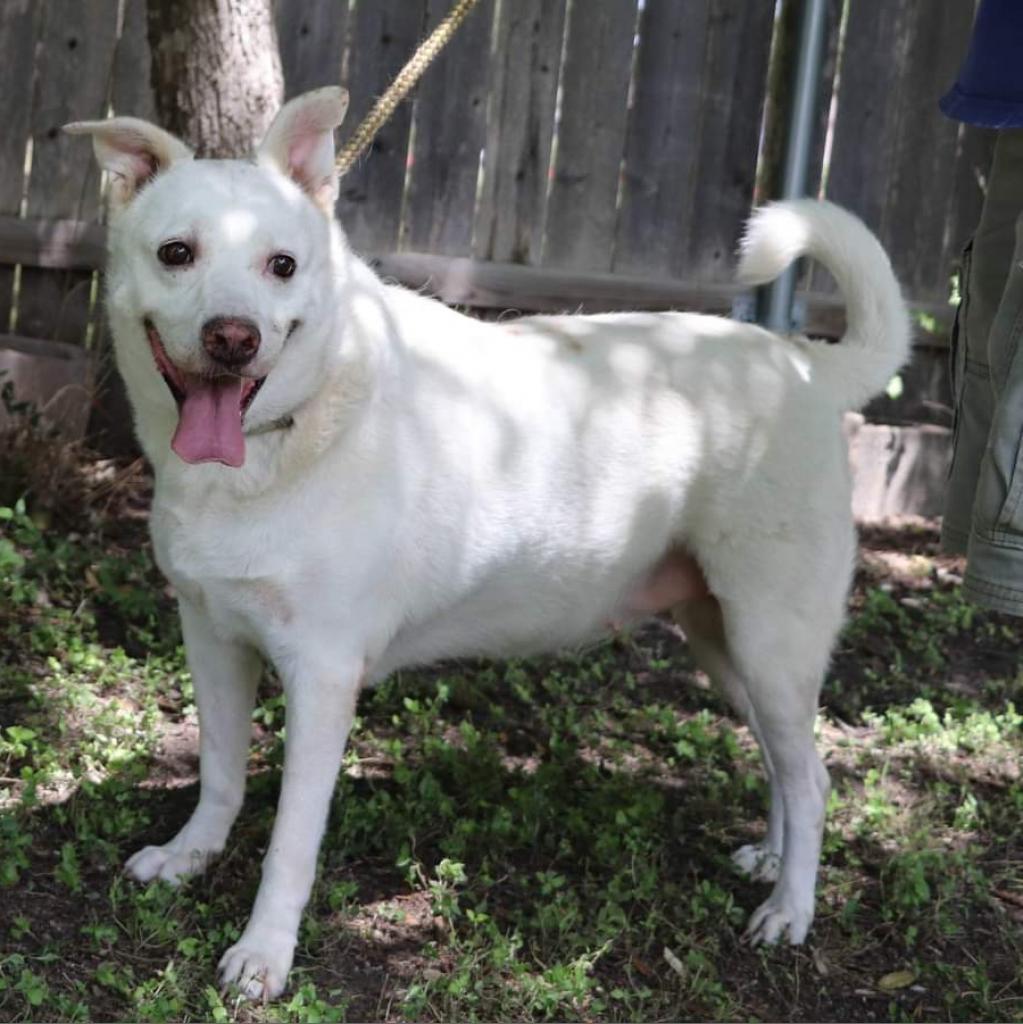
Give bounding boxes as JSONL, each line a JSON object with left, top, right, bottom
{"left": 151, "top": 499, "right": 299, "bottom": 644}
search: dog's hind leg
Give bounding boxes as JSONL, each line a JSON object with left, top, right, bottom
{"left": 673, "top": 597, "right": 783, "bottom": 883}
{"left": 719, "top": 595, "right": 834, "bottom": 946}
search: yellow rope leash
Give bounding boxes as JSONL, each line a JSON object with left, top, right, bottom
{"left": 335, "top": 0, "right": 481, "bottom": 177}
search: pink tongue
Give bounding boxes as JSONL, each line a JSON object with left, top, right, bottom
{"left": 171, "top": 376, "right": 246, "bottom": 467}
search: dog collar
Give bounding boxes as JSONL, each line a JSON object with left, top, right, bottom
{"left": 245, "top": 414, "right": 295, "bottom": 438}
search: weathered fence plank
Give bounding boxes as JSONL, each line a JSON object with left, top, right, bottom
{"left": 614, "top": 0, "right": 714, "bottom": 277}
{"left": 112, "top": 0, "right": 156, "bottom": 121}
{"left": 882, "top": 3, "right": 983, "bottom": 303}
{"left": 474, "top": 0, "right": 567, "bottom": 264}
{"left": 663, "top": 0, "right": 775, "bottom": 282}
{"left": 755, "top": 0, "right": 842, "bottom": 207}
{"left": 812, "top": 0, "right": 904, "bottom": 302}
{"left": 805, "top": 0, "right": 845, "bottom": 201}
{"left": 0, "top": 0, "right": 996, "bottom": 349}
{"left": 0, "top": 1, "right": 41, "bottom": 333}
{"left": 543, "top": 0, "right": 639, "bottom": 272}
{"left": 403, "top": 0, "right": 496, "bottom": 255}
{"left": 19, "top": 0, "right": 118, "bottom": 346}
{"left": 276, "top": 0, "right": 349, "bottom": 100}
{"left": 817, "top": 1, "right": 903, "bottom": 234}
{"left": 98, "top": 0, "right": 156, "bottom": 451}
{"left": 337, "top": 0, "right": 428, "bottom": 255}
{"left": 824, "top": 0, "right": 986, "bottom": 306}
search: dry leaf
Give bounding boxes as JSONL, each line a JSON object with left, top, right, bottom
{"left": 878, "top": 969, "right": 916, "bottom": 991}
{"left": 663, "top": 946, "right": 685, "bottom": 978}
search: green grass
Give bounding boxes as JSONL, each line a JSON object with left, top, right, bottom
{"left": 1, "top": 472, "right": 1022, "bottom": 1022}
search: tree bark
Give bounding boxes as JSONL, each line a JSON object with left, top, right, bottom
{"left": 146, "top": 0, "right": 284, "bottom": 158}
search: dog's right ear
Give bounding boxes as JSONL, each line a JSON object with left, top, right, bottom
{"left": 63, "top": 118, "right": 193, "bottom": 207}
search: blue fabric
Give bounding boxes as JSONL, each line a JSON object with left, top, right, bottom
{"left": 940, "top": 0, "right": 1023, "bottom": 129}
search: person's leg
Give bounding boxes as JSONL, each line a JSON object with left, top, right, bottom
{"left": 943, "top": 130, "right": 1023, "bottom": 555}
{"left": 963, "top": 161, "right": 1023, "bottom": 614}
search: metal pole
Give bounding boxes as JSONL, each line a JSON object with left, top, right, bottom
{"left": 758, "top": 0, "right": 830, "bottom": 332}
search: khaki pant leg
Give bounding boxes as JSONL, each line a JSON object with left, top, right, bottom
{"left": 964, "top": 201, "right": 1023, "bottom": 614}
{"left": 942, "top": 130, "right": 1023, "bottom": 555}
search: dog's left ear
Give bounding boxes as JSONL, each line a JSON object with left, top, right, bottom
{"left": 257, "top": 87, "right": 349, "bottom": 213}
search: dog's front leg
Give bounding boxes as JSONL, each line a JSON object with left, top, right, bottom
{"left": 126, "top": 596, "right": 261, "bottom": 883}
{"left": 218, "top": 654, "right": 363, "bottom": 1001}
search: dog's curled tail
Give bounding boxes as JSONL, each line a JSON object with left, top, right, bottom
{"left": 736, "top": 199, "right": 911, "bottom": 410}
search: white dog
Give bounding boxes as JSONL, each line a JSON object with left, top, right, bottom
{"left": 67, "top": 87, "right": 909, "bottom": 1000}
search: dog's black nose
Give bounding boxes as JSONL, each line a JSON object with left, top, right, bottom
{"left": 201, "top": 317, "right": 261, "bottom": 368}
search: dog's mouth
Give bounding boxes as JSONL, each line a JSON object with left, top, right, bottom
{"left": 145, "top": 319, "right": 265, "bottom": 469}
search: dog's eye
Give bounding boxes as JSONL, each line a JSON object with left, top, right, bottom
{"left": 157, "top": 241, "right": 194, "bottom": 267}
{"left": 269, "top": 254, "right": 296, "bottom": 279}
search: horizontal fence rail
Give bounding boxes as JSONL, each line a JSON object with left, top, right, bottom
{"left": 0, "top": 211, "right": 956, "bottom": 342}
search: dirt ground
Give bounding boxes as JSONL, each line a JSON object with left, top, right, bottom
{"left": 1, "top": 452, "right": 1022, "bottom": 1021}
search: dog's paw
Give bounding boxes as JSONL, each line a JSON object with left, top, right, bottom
{"left": 124, "top": 842, "right": 214, "bottom": 885}
{"left": 744, "top": 892, "right": 813, "bottom": 946}
{"left": 218, "top": 929, "right": 295, "bottom": 1002}
{"left": 731, "top": 842, "right": 782, "bottom": 883}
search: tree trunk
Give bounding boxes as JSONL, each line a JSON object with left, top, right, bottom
{"left": 146, "top": 0, "right": 283, "bottom": 158}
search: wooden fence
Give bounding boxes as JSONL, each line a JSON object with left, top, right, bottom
{"left": 0, "top": 0, "right": 995, "bottom": 452}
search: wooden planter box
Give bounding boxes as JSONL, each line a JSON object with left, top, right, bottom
{"left": 846, "top": 414, "right": 951, "bottom": 522}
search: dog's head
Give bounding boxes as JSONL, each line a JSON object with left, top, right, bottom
{"left": 66, "top": 88, "right": 350, "bottom": 468}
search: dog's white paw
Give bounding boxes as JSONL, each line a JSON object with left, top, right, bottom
{"left": 744, "top": 892, "right": 813, "bottom": 946}
{"left": 731, "top": 842, "right": 782, "bottom": 883}
{"left": 124, "top": 842, "right": 215, "bottom": 884}
{"left": 218, "top": 928, "right": 295, "bottom": 1002}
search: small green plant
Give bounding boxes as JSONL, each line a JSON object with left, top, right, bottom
{"left": 54, "top": 842, "right": 82, "bottom": 892}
